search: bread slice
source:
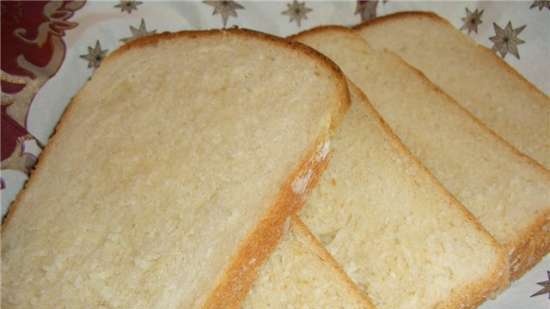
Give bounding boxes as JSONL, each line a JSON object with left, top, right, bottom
{"left": 291, "top": 26, "right": 550, "bottom": 281}
{"left": 242, "top": 216, "right": 375, "bottom": 309}
{"left": 354, "top": 12, "right": 550, "bottom": 170}
{"left": 294, "top": 80, "right": 507, "bottom": 309}
{"left": 1, "top": 29, "right": 350, "bottom": 308}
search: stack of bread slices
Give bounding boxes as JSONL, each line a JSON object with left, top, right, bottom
{"left": 2, "top": 12, "right": 548, "bottom": 309}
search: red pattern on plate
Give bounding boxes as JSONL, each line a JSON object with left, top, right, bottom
{"left": 1, "top": 0, "right": 84, "bottom": 168}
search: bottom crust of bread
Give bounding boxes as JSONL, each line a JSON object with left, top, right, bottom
{"left": 384, "top": 47, "right": 549, "bottom": 291}
{"left": 508, "top": 210, "right": 550, "bottom": 280}
{"left": 438, "top": 212, "right": 549, "bottom": 309}
{"left": 354, "top": 84, "right": 511, "bottom": 309}
{"left": 202, "top": 136, "right": 332, "bottom": 309}
{"left": 290, "top": 216, "right": 375, "bottom": 308}
{"left": 353, "top": 11, "right": 550, "bottom": 284}
{"left": 354, "top": 84, "right": 509, "bottom": 309}
{"left": 435, "top": 259, "right": 508, "bottom": 309}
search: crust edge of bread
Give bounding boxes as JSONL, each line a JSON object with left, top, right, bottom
{"left": 291, "top": 26, "right": 510, "bottom": 308}
{"left": 349, "top": 82, "right": 510, "bottom": 309}
{"left": 383, "top": 49, "right": 550, "bottom": 281}
{"left": 290, "top": 215, "right": 376, "bottom": 308}
{"left": 1, "top": 90, "right": 84, "bottom": 229}
{"left": 294, "top": 23, "right": 549, "bottom": 283}
{"left": 203, "top": 139, "right": 333, "bottom": 308}
{"left": 2, "top": 29, "right": 352, "bottom": 309}
{"left": 353, "top": 12, "right": 550, "bottom": 280}
{"left": 352, "top": 11, "right": 549, "bottom": 107}
{"left": 507, "top": 208, "right": 550, "bottom": 280}
{"left": 105, "top": 28, "right": 352, "bottom": 133}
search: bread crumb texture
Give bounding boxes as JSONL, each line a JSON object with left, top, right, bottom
{"left": 356, "top": 13, "right": 550, "bottom": 169}
{"left": 242, "top": 218, "right": 371, "bottom": 309}
{"left": 294, "top": 27, "right": 548, "bottom": 280}
{"left": 2, "top": 30, "right": 344, "bottom": 308}
{"left": 300, "top": 85, "right": 503, "bottom": 309}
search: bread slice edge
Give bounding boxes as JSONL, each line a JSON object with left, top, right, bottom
{"left": 352, "top": 11, "right": 550, "bottom": 100}
{"left": 314, "top": 23, "right": 548, "bottom": 282}
{"left": 353, "top": 11, "right": 550, "bottom": 170}
{"left": 1, "top": 29, "right": 352, "bottom": 309}
{"left": 203, "top": 135, "right": 333, "bottom": 308}
{"left": 352, "top": 15, "right": 549, "bottom": 279}
{"left": 348, "top": 81, "right": 510, "bottom": 309}
{"left": 289, "top": 215, "right": 376, "bottom": 308}
{"left": 291, "top": 25, "right": 509, "bottom": 307}
{"left": 381, "top": 48, "right": 550, "bottom": 281}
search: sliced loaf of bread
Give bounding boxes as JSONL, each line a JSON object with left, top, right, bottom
{"left": 292, "top": 26, "right": 550, "bottom": 281}
{"left": 354, "top": 12, "right": 550, "bottom": 170}
{"left": 296, "top": 81, "right": 506, "bottom": 309}
{"left": 1, "top": 29, "right": 349, "bottom": 308}
{"left": 242, "top": 216, "right": 375, "bottom": 309}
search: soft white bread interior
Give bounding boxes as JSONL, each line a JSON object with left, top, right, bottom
{"left": 296, "top": 80, "right": 506, "bottom": 309}
{"left": 242, "top": 216, "right": 375, "bottom": 309}
{"left": 292, "top": 26, "right": 550, "bottom": 281}
{"left": 355, "top": 12, "right": 550, "bottom": 170}
{"left": 1, "top": 29, "right": 349, "bottom": 308}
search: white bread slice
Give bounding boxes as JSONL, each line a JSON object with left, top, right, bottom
{"left": 354, "top": 12, "right": 550, "bottom": 170}
{"left": 1, "top": 29, "right": 350, "bottom": 308}
{"left": 242, "top": 216, "right": 375, "bottom": 309}
{"left": 295, "top": 81, "right": 507, "bottom": 309}
{"left": 291, "top": 27, "right": 550, "bottom": 281}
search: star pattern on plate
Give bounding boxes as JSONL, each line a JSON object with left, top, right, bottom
{"left": 203, "top": 0, "right": 245, "bottom": 28}
{"left": 80, "top": 40, "right": 109, "bottom": 69}
{"left": 531, "top": 271, "right": 550, "bottom": 299}
{"left": 460, "top": 8, "right": 484, "bottom": 34}
{"left": 355, "top": 0, "right": 380, "bottom": 22}
{"left": 489, "top": 21, "right": 526, "bottom": 59}
{"left": 120, "top": 19, "right": 157, "bottom": 44}
{"left": 282, "top": 0, "right": 313, "bottom": 27}
{"left": 114, "top": 0, "right": 143, "bottom": 14}
{"left": 529, "top": 0, "right": 550, "bottom": 10}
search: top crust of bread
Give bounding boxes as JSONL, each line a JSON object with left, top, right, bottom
{"left": 2, "top": 28, "right": 350, "bottom": 309}
{"left": 352, "top": 10, "right": 548, "bottom": 104}
{"left": 353, "top": 13, "right": 550, "bottom": 279}
{"left": 291, "top": 26, "right": 512, "bottom": 309}
{"left": 353, "top": 12, "right": 550, "bottom": 170}
{"left": 292, "top": 25, "right": 549, "bottom": 283}
{"left": 104, "top": 28, "right": 351, "bottom": 133}
{"left": 3, "top": 29, "right": 350, "bottom": 227}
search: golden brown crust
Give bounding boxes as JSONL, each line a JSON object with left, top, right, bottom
{"left": 288, "top": 25, "right": 351, "bottom": 41}
{"left": 2, "top": 90, "right": 84, "bottom": 230}
{"left": 348, "top": 82, "right": 509, "bottom": 309}
{"left": 104, "top": 28, "right": 349, "bottom": 104}
{"left": 508, "top": 209, "right": 550, "bottom": 280}
{"left": 202, "top": 137, "right": 331, "bottom": 308}
{"left": 474, "top": 44, "right": 550, "bottom": 103}
{"left": 290, "top": 216, "right": 376, "bottom": 308}
{"left": 385, "top": 49, "right": 550, "bottom": 283}
{"left": 1, "top": 28, "right": 350, "bottom": 228}
{"left": 384, "top": 49, "right": 550, "bottom": 174}
{"left": 108, "top": 27, "right": 352, "bottom": 134}
{"left": 200, "top": 30, "right": 351, "bottom": 309}
{"left": 353, "top": 13, "right": 550, "bottom": 281}
{"left": 289, "top": 26, "right": 510, "bottom": 308}
{"left": 2, "top": 28, "right": 351, "bottom": 309}
{"left": 285, "top": 26, "right": 352, "bottom": 131}
{"left": 352, "top": 12, "right": 549, "bottom": 106}
{"left": 351, "top": 11, "right": 442, "bottom": 30}
{"left": 3, "top": 28, "right": 350, "bottom": 231}
{"left": 427, "top": 80, "right": 549, "bottom": 280}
